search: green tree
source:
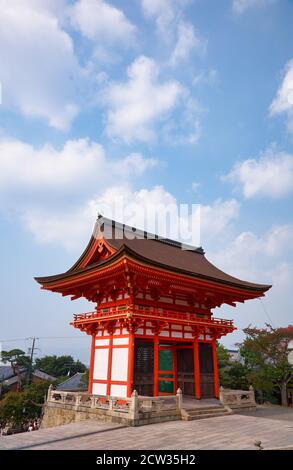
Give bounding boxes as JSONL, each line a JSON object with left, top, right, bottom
{"left": 240, "top": 325, "right": 293, "bottom": 406}
{"left": 1, "top": 349, "right": 31, "bottom": 391}
{"left": 0, "top": 381, "right": 51, "bottom": 430}
{"left": 217, "top": 342, "right": 249, "bottom": 390}
{"left": 35, "top": 355, "right": 86, "bottom": 378}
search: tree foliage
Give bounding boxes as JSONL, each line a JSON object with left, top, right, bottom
{"left": 1, "top": 349, "right": 31, "bottom": 391}
{"left": 1, "top": 349, "right": 30, "bottom": 371}
{"left": 217, "top": 342, "right": 249, "bottom": 390}
{"left": 35, "top": 355, "right": 86, "bottom": 378}
{"left": 0, "top": 382, "right": 51, "bottom": 430}
{"left": 240, "top": 324, "right": 293, "bottom": 406}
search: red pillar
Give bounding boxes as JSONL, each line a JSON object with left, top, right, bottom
{"left": 154, "top": 334, "right": 159, "bottom": 396}
{"left": 173, "top": 344, "right": 178, "bottom": 393}
{"left": 127, "top": 332, "right": 135, "bottom": 397}
{"left": 193, "top": 338, "right": 201, "bottom": 399}
{"left": 88, "top": 333, "right": 96, "bottom": 394}
{"left": 212, "top": 339, "right": 220, "bottom": 399}
{"left": 106, "top": 335, "right": 113, "bottom": 396}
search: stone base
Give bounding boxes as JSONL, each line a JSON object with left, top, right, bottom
{"left": 41, "top": 402, "right": 181, "bottom": 429}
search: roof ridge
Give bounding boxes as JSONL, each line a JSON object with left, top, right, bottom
{"left": 97, "top": 214, "right": 205, "bottom": 254}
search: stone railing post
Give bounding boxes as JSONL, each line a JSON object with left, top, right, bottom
{"left": 75, "top": 394, "right": 81, "bottom": 407}
{"left": 249, "top": 385, "right": 256, "bottom": 404}
{"left": 109, "top": 397, "right": 114, "bottom": 411}
{"left": 91, "top": 395, "right": 96, "bottom": 408}
{"left": 129, "top": 390, "right": 139, "bottom": 420}
{"left": 47, "top": 384, "right": 53, "bottom": 402}
{"left": 176, "top": 388, "right": 183, "bottom": 410}
{"left": 219, "top": 386, "right": 225, "bottom": 403}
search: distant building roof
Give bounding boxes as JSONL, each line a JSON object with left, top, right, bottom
{"left": 227, "top": 349, "right": 243, "bottom": 363}
{"left": 56, "top": 372, "right": 87, "bottom": 391}
{"left": 0, "top": 367, "right": 56, "bottom": 386}
{"left": 0, "top": 366, "right": 26, "bottom": 381}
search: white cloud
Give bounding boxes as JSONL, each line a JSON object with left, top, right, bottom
{"left": 170, "top": 20, "right": 207, "bottom": 66}
{"left": 141, "top": 0, "right": 175, "bottom": 36}
{"left": 270, "top": 59, "right": 293, "bottom": 133}
{"left": 200, "top": 199, "right": 240, "bottom": 245}
{"left": 0, "top": 137, "right": 156, "bottom": 192}
{"left": 23, "top": 185, "right": 177, "bottom": 250}
{"left": 142, "top": 1, "right": 206, "bottom": 65}
{"left": 0, "top": 0, "right": 81, "bottom": 130}
{"left": 22, "top": 181, "right": 240, "bottom": 253}
{"left": 212, "top": 224, "right": 293, "bottom": 288}
{"left": 232, "top": 0, "right": 275, "bottom": 14}
{"left": 223, "top": 148, "right": 293, "bottom": 198}
{"left": 69, "top": 0, "right": 136, "bottom": 45}
{"left": 191, "top": 182, "right": 200, "bottom": 192}
{"left": 209, "top": 223, "right": 293, "bottom": 344}
{"left": 103, "top": 55, "right": 184, "bottom": 142}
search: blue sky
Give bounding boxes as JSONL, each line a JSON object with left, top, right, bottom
{"left": 0, "top": 0, "right": 293, "bottom": 364}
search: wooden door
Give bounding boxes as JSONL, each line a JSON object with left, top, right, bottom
{"left": 133, "top": 340, "right": 154, "bottom": 396}
{"left": 199, "top": 343, "right": 214, "bottom": 398}
{"left": 177, "top": 349, "right": 194, "bottom": 396}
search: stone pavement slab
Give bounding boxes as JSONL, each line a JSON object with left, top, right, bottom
{"left": 1, "top": 410, "right": 293, "bottom": 450}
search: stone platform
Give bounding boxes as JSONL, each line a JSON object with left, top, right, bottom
{"left": 1, "top": 406, "right": 293, "bottom": 450}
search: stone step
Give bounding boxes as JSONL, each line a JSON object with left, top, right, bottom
{"left": 181, "top": 404, "right": 232, "bottom": 421}
{"left": 182, "top": 411, "right": 229, "bottom": 421}
{"left": 184, "top": 408, "right": 228, "bottom": 416}
{"left": 228, "top": 403, "right": 256, "bottom": 408}
{"left": 183, "top": 406, "right": 224, "bottom": 413}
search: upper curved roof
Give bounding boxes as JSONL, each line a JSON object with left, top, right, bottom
{"left": 35, "top": 216, "right": 271, "bottom": 294}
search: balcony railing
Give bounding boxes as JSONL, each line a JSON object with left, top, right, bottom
{"left": 73, "top": 305, "right": 234, "bottom": 328}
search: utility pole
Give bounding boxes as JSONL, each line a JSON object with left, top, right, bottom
{"left": 27, "top": 337, "right": 38, "bottom": 385}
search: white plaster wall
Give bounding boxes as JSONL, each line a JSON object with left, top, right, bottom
{"left": 184, "top": 333, "right": 193, "bottom": 339}
{"left": 171, "top": 324, "right": 182, "bottom": 331}
{"left": 160, "top": 331, "right": 170, "bottom": 337}
{"left": 111, "top": 348, "right": 128, "bottom": 382}
{"left": 93, "top": 348, "right": 108, "bottom": 380}
{"left": 113, "top": 337, "right": 129, "bottom": 345}
{"left": 110, "top": 384, "right": 127, "bottom": 397}
{"left": 95, "top": 338, "right": 109, "bottom": 346}
{"left": 92, "top": 383, "right": 107, "bottom": 395}
{"left": 171, "top": 331, "right": 183, "bottom": 338}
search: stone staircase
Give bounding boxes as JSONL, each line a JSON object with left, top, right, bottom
{"left": 181, "top": 403, "right": 232, "bottom": 421}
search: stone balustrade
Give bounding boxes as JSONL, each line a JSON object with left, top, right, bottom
{"left": 219, "top": 385, "right": 256, "bottom": 410}
{"left": 46, "top": 385, "right": 182, "bottom": 426}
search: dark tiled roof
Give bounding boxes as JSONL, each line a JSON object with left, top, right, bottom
{"left": 56, "top": 373, "right": 87, "bottom": 391}
{"left": 33, "top": 369, "right": 56, "bottom": 381}
{"left": 0, "top": 367, "right": 56, "bottom": 384}
{"left": 0, "top": 366, "right": 18, "bottom": 381}
{"left": 35, "top": 216, "right": 271, "bottom": 293}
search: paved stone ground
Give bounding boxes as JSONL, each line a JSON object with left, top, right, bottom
{"left": 239, "top": 405, "right": 293, "bottom": 422}
{"left": 1, "top": 407, "right": 293, "bottom": 450}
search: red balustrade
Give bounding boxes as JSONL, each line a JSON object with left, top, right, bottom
{"left": 73, "top": 305, "right": 234, "bottom": 328}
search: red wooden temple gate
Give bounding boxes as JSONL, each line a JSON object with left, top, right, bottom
{"left": 35, "top": 216, "right": 271, "bottom": 399}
